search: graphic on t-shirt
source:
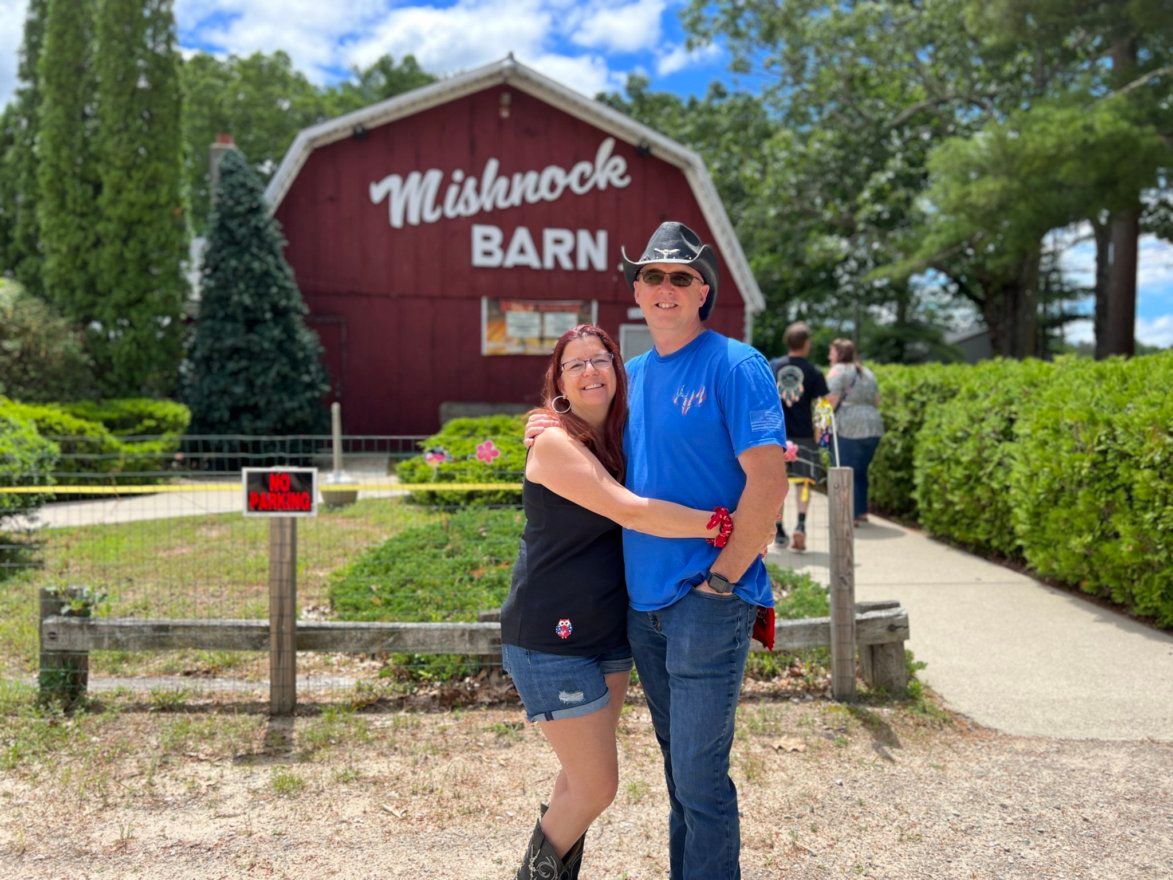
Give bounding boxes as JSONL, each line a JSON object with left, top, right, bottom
{"left": 672, "top": 385, "right": 707, "bottom": 415}
{"left": 555, "top": 618, "right": 573, "bottom": 639}
{"left": 776, "top": 364, "right": 805, "bottom": 407}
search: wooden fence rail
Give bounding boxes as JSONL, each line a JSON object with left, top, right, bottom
{"left": 40, "top": 600, "right": 910, "bottom": 704}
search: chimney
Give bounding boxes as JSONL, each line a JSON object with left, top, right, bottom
{"left": 209, "top": 133, "right": 237, "bottom": 204}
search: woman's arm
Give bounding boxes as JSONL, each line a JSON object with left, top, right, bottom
{"left": 527, "top": 428, "right": 717, "bottom": 539}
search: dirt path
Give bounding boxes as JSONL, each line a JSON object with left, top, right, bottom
{"left": 2, "top": 697, "right": 1169, "bottom": 879}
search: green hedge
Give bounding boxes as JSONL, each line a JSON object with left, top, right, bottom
{"left": 395, "top": 414, "right": 527, "bottom": 505}
{"left": 0, "top": 399, "right": 122, "bottom": 475}
{"left": 868, "top": 354, "right": 1172, "bottom": 626}
{"left": 868, "top": 363, "right": 965, "bottom": 519}
{"left": 0, "top": 398, "right": 191, "bottom": 478}
{"left": 60, "top": 399, "right": 190, "bottom": 474}
{"left": 913, "top": 359, "right": 1054, "bottom": 558}
{"left": 61, "top": 399, "right": 190, "bottom": 437}
{"left": 1010, "top": 356, "right": 1172, "bottom": 626}
{"left": 0, "top": 414, "right": 59, "bottom": 519}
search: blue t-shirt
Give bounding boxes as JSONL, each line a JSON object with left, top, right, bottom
{"left": 623, "top": 330, "right": 787, "bottom": 611}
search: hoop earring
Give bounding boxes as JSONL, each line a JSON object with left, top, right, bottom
{"left": 552, "top": 395, "right": 571, "bottom": 414}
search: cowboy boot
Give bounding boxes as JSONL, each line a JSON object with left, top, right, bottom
{"left": 561, "top": 829, "right": 586, "bottom": 880}
{"left": 515, "top": 816, "right": 565, "bottom": 880}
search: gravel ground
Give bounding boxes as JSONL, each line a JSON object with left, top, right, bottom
{"left": 2, "top": 690, "right": 1170, "bottom": 880}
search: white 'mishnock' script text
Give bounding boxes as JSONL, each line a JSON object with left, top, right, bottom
{"left": 368, "top": 138, "right": 631, "bottom": 229}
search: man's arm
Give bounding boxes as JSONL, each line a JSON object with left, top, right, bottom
{"left": 702, "top": 444, "right": 789, "bottom": 591}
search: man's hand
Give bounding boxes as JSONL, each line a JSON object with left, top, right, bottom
{"left": 524, "top": 411, "right": 561, "bottom": 448}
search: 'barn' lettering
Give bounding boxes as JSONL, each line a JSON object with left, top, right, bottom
{"left": 472, "top": 226, "right": 607, "bottom": 271}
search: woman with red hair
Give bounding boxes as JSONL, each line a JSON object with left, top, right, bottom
{"left": 501, "top": 324, "right": 727, "bottom": 879}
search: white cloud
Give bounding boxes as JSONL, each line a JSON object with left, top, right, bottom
{"left": 524, "top": 51, "right": 625, "bottom": 97}
{"left": 1064, "top": 318, "right": 1093, "bottom": 345}
{"left": 345, "top": 0, "right": 553, "bottom": 81}
{"left": 656, "top": 40, "right": 721, "bottom": 77}
{"left": 178, "top": 0, "right": 387, "bottom": 83}
{"left": 570, "top": 0, "right": 667, "bottom": 54}
{"left": 1136, "top": 314, "right": 1173, "bottom": 348}
{"left": 0, "top": 0, "right": 30, "bottom": 108}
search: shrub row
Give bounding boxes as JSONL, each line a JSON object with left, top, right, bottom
{"left": 870, "top": 354, "right": 1172, "bottom": 626}
{"left": 395, "top": 414, "right": 527, "bottom": 505}
{"left": 0, "top": 397, "right": 191, "bottom": 479}
{"left": 0, "top": 414, "right": 59, "bottom": 519}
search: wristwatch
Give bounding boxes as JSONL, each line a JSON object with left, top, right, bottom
{"left": 705, "top": 571, "right": 735, "bottom": 594}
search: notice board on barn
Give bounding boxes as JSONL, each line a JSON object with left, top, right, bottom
{"left": 482, "top": 298, "right": 597, "bottom": 355}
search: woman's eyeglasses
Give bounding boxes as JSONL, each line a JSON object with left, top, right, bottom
{"left": 638, "top": 268, "right": 703, "bottom": 288}
{"left": 560, "top": 352, "right": 615, "bottom": 374}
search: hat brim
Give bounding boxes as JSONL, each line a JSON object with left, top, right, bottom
{"left": 622, "top": 245, "right": 720, "bottom": 320}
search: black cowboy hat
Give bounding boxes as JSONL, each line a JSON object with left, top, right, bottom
{"left": 621, "top": 221, "right": 721, "bottom": 320}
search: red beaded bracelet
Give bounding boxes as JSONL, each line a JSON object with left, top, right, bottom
{"left": 706, "top": 506, "right": 734, "bottom": 548}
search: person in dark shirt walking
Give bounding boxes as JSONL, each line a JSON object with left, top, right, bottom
{"left": 501, "top": 324, "right": 729, "bottom": 880}
{"left": 769, "top": 322, "right": 829, "bottom": 551}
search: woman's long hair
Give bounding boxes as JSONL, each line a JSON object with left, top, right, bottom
{"left": 536, "top": 324, "right": 627, "bottom": 479}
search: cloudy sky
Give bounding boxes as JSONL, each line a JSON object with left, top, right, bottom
{"left": 1, "top": 0, "right": 1169, "bottom": 346}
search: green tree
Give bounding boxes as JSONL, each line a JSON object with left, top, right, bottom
{"left": 320, "top": 53, "right": 436, "bottom": 117}
{"left": 94, "top": 0, "right": 188, "bottom": 396}
{"left": 963, "top": 0, "right": 1173, "bottom": 357}
{"left": 180, "top": 51, "right": 437, "bottom": 235}
{"left": 684, "top": 0, "right": 1002, "bottom": 357}
{"left": 0, "top": 279, "right": 95, "bottom": 402}
{"left": 905, "top": 98, "right": 1166, "bottom": 356}
{"left": 1, "top": 0, "right": 50, "bottom": 295}
{"left": 180, "top": 50, "right": 323, "bottom": 235}
{"left": 36, "top": 0, "right": 100, "bottom": 324}
{"left": 183, "top": 149, "right": 329, "bottom": 435}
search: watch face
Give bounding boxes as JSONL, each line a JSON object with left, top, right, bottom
{"left": 708, "top": 574, "right": 733, "bottom": 593}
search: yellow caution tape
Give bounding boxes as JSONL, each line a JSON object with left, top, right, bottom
{"left": 0, "top": 482, "right": 521, "bottom": 495}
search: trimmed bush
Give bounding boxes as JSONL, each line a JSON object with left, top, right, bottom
{"left": 329, "top": 506, "right": 524, "bottom": 679}
{"left": 61, "top": 398, "right": 190, "bottom": 474}
{"left": 329, "top": 507, "right": 523, "bottom": 622}
{"left": 1010, "top": 354, "right": 1173, "bottom": 626}
{"left": 61, "top": 398, "right": 190, "bottom": 437}
{"left": 913, "top": 359, "right": 1054, "bottom": 557}
{"left": 868, "top": 363, "right": 965, "bottom": 518}
{"left": 0, "top": 399, "right": 121, "bottom": 475}
{"left": 0, "top": 414, "right": 59, "bottom": 519}
{"left": 395, "top": 414, "right": 527, "bottom": 505}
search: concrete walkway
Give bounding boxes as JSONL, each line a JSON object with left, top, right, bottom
{"left": 770, "top": 492, "right": 1173, "bottom": 741}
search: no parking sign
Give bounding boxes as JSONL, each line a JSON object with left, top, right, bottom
{"left": 242, "top": 468, "right": 318, "bottom": 517}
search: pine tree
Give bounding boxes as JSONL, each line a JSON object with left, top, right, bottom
{"left": 37, "top": 0, "right": 100, "bottom": 324}
{"left": 183, "top": 149, "right": 330, "bottom": 435}
{"left": 2, "top": 0, "right": 50, "bottom": 296}
{"left": 94, "top": 0, "right": 188, "bottom": 396}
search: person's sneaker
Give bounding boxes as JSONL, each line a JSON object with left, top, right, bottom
{"left": 774, "top": 523, "right": 789, "bottom": 548}
{"left": 791, "top": 529, "right": 806, "bottom": 552}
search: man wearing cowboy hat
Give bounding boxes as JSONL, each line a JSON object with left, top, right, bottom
{"left": 523, "top": 221, "right": 787, "bottom": 878}
{"left": 620, "top": 221, "right": 788, "bottom": 879}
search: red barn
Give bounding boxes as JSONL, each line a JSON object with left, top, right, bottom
{"left": 265, "top": 56, "right": 764, "bottom": 436}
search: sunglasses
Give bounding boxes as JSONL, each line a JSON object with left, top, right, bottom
{"left": 560, "top": 352, "right": 615, "bottom": 375}
{"left": 638, "top": 268, "right": 704, "bottom": 288}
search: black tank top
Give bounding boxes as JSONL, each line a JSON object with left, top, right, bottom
{"left": 500, "top": 477, "right": 627, "bottom": 654}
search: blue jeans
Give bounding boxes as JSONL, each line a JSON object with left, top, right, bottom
{"left": 627, "top": 588, "right": 756, "bottom": 880}
{"left": 838, "top": 435, "right": 881, "bottom": 520}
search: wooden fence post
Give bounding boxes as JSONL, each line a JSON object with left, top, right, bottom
{"left": 269, "top": 517, "right": 297, "bottom": 715}
{"left": 39, "top": 588, "right": 89, "bottom": 710}
{"left": 828, "top": 467, "right": 856, "bottom": 701}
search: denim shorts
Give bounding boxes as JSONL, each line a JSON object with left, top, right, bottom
{"left": 501, "top": 643, "right": 633, "bottom": 723}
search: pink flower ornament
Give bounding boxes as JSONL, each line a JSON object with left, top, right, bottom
{"left": 784, "top": 441, "right": 799, "bottom": 462}
{"left": 424, "top": 446, "right": 451, "bottom": 467}
{"left": 475, "top": 440, "right": 501, "bottom": 465}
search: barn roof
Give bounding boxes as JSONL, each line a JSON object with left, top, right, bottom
{"left": 264, "top": 55, "right": 764, "bottom": 314}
